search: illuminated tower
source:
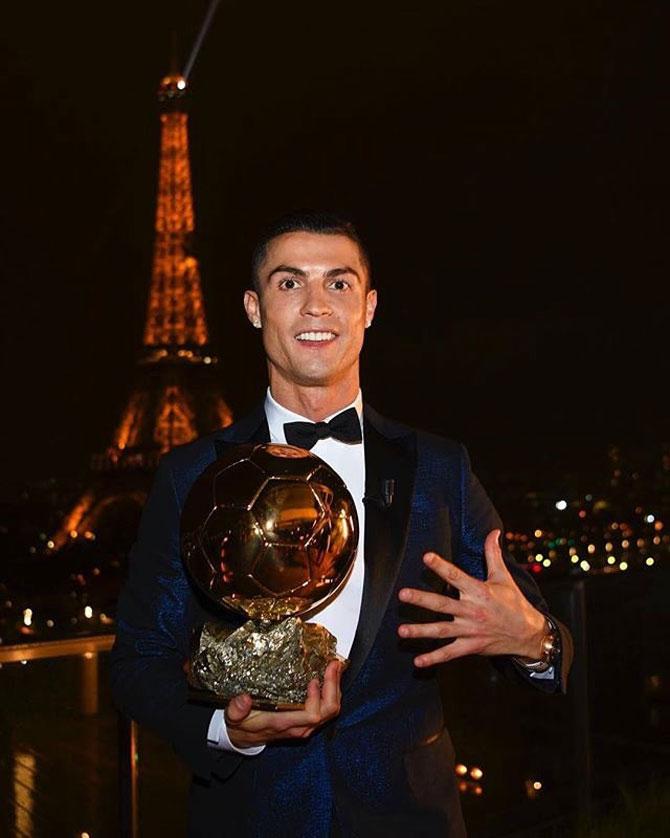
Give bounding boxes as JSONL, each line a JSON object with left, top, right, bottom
{"left": 51, "top": 75, "right": 232, "bottom": 551}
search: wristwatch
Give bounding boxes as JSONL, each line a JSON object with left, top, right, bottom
{"left": 512, "top": 614, "right": 560, "bottom": 673}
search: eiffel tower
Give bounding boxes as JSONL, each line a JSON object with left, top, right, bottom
{"left": 50, "top": 73, "right": 232, "bottom": 551}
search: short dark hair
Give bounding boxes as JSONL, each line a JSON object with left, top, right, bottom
{"left": 250, "top": 210, "right": 372, "bottom": 293}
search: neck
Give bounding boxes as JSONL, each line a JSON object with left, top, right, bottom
{"left": 268, "top": 372, "right": 360, "bottom": 422}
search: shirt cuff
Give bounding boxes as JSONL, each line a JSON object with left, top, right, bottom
{"left": 528, "top": 665, "right": 555, "bottom": 680}
{"left": 511, "top": 659, "right": 556, "bottom": 680}
{"left": 207, "top": 709, "right": 266, "bottom": 755}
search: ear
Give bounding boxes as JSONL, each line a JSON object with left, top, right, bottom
{"left": 364, "top": 288, "right": 378, "bottom": 328}
{"left": 243, "top": 290, "right": 262, "bottom": 328}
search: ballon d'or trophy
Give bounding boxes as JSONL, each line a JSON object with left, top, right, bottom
{"left": 181, "top": 443, "right": 359, "bottom": 710}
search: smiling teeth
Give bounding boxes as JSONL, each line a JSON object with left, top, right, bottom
{"left": 296, "top": 332, "right": 336, "bottom": 342}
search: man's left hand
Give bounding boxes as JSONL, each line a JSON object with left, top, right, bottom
{"left": 397, "top": 528, "right": 547, "bottom": 667}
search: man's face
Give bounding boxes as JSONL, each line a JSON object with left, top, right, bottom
{"left": 244, "top": 231, "right": 377, "bottom": 390}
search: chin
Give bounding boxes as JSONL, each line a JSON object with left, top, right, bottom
{"left": 293, "top": 371, "right": 336, "bottom": 387}
{"left": 286, "top": 357, "right": 333, "bottom": 380}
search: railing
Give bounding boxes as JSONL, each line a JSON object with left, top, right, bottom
{"left": 0, "top": 582, "right": 591, "bottom": 838}
{"left": 0, "top": 634, "right": 139, "bottom": 838}
{"left": 1, "top": 570, "right": 667, "bottom": 837}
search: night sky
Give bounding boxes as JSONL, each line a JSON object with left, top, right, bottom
{"left": 1, "top": 0, "right": 668, "bottom": 498}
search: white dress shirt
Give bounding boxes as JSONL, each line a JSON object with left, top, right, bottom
{"left": 207, "top": 388, "right": 366, "bottom": 755}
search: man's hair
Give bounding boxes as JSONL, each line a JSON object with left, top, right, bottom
{"left": 250, "top": 210, "right": 372, "bottom": 293}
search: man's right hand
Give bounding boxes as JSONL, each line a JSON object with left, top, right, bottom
{"left": 224, "top": 659, "right": 343, "bottom": 749}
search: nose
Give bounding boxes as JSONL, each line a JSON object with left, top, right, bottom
{"left": 300, "top": 285, "right": 332, "bottom": 318}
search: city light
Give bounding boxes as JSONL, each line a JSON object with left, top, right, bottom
{"left": 555, "top": 500, "right": 568, "bottom": 511}
{"left": 455, "top": 763, "right": 485, "bottom": 796}
{"left": 525, "top": 778, "right": 544, "bottom": 799}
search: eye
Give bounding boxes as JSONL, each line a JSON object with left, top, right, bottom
{"left": 279, "top": 277, "right": 299, "bottom": 290}
{"left": 330, "top": 279, "right": 350, "bottom": 291}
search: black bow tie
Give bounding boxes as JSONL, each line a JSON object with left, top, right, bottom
{"left": 283, "top": 407, "right": 362, "bottom": 450}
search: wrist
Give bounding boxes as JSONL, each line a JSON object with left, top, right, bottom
{"left": 512, "top": 613, "right": 561, "bottom": 672}
{"left": 228, "top": 728, "right": 259, "bottom": 749}
{"left": 516, "top": 609, "right": 548, "bottom": 661}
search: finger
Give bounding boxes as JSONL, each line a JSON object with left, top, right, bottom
{"left": 225, "top": 693, "right": 253, "bottom": 724}
{"left": 484, "top": 529, "right": 509, "bottom": 579}
{"left": 284, "top": 726, "right": 312, "bottom": 739}
{"left": 421, "top": 552, "right": 481, "bottom": 596}
{"left": 240, "top": 710, "right": 312, "bottom": 737}
{"left": 335, "top": 661, "right": 343, "bottom": 705}
{"left": 398, "top": 620, "right": 464, "bottom": 640}
{"left": 398, "top": 587, "right": 468, "bottom": 617}
{"left": 301, "top": 677, "right": 322, "bottom": 726}
{"left": 320, "top": 660, "right": 342, "bottom": 717}
{"left": 271, "top": 679, "right": 322, "bottom": 732}
{"left": 413, "top": 637, "right": 480, "bottom": 668}
{"left": 244, "top": 708, "right": 307, "bottom": 734}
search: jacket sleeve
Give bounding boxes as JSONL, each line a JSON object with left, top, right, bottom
{"left": 457, "top": 443, "right": 574, "bottom": 695}
{"left": 109, "top": 454, "right": 244, "bottom": 781}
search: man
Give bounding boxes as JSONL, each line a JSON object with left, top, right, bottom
{"left": 110, "top": 212, "right": 573, "bottom": 837}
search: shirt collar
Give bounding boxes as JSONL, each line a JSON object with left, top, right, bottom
{"left": 264, "top": 387, "right": 363, "bottom": 443}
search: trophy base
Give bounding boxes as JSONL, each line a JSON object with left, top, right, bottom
{"left": 187, "top": 616, "right": 347, "bottom": 710}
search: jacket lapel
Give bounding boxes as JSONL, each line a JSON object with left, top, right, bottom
{"left": 341, "top": 405, "right": 417, "bottom": 692}
{"left": 213, "top": 400, "right": 269, "bottom": 456}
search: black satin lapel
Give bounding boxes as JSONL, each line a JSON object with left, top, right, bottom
{"left": 341, "top": 414, "right": 417, "bottom": 692}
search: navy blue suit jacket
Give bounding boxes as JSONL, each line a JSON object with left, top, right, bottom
{"left": 110, "top": 403, "right": 573, "bottom": 837}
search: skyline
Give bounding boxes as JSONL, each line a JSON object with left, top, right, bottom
{"left": 2, "top": 1, "right": 667, "bottom": 495}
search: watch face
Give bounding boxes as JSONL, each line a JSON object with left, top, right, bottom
{"left": 542, "top": 630, "right": 560, "bottom": 665}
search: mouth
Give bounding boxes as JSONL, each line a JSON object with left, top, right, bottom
{"left": 294, "top": 330, "right": 338, "bottom": 345}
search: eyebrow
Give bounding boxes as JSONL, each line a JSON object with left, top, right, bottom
{"left": 267, "top": 265, "right": 308, "bottom": 279}
{"left": 266, "top": 265, "right": 361, "bottom": 281}
{"left": 325, "top": 266, "right": 361, "bottom": 281}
